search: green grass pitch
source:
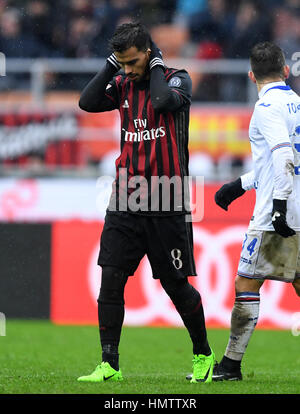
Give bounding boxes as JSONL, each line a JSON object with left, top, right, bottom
{"left": 0, "top": 320, "right": 299, "bottom": 394}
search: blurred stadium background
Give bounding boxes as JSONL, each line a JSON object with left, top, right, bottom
{"left": 0, "top": 0, "right": 300, "bottom": 332}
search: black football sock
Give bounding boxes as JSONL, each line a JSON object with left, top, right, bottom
{"left": 98, "top": 298, "right": 124, "bottom": 371}
{"left": 102, "top": 344, "right": 120, "bottom": 371}
{"left": 160, "top": 278, "right": 211, "bottom": 356}
{"left": 220, "top": 355, "right": 241, "bottom": 372}
{"left": 97, "top": 266, "right": 128, "bottom": 372}
{"left": 182, "top": 300, "right": 211, "bottom": 357}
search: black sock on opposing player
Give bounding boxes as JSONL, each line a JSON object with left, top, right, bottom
{"left": 220, "top": 355, "right": 241, "bottom": 372}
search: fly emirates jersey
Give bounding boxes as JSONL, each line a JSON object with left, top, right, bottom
{"left": 103, "top": 68, "right": 192, "bottom": 215}
{"left": 241, "top": 81, "right": 300, "bottom": 231}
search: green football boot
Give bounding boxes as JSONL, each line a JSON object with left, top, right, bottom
{"left": 190, "top": 351, "right": 215, "bottom": 383}
{"left": 77, "top": 361, "right": 123, "bottom": 383}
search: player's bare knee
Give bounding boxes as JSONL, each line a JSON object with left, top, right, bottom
{"left": 235, "top": 275, "right": 262, "bottom": 294}
{"left": 292, "top": 278, "right": 300, "bottom": 297}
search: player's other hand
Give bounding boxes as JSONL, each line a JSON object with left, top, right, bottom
{"left": 149, "top": 40, "right": 164, "bottom": 70}
{"left": 214, "top": 177, "right": 245, "bottom": 211}
{"left": 272, "top": 199, "right": 296, "bottom": 238}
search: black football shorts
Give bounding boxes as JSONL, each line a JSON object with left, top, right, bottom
{"left": 98, "top": 211, "right": 197, "bottom": 280}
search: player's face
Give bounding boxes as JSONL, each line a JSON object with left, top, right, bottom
{"left": 115, "top": 46, "right": 150, "bottom": 82}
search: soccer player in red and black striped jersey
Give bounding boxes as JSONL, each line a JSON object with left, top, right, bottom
{"left": 77, "top": 22, "right": 215, "bottom": 384}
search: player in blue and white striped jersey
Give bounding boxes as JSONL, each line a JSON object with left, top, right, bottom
{"left": 213, "top": 42, "right": 300, "bottom": 381}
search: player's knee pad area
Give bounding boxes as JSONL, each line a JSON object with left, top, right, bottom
{"left": 160, "top": 277, "right": 201, "bottom": 315}
{"left": 97, "top": 266, "right": 129, "bottom": 328}
{"left": 97, "top": 266, "right": 129, "bottom": 304}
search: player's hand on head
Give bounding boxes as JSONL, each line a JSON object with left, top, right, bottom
{"left": 107, "top": 53, "right": 121, "bottom": 72}
{"left": 272, "top": 199, "right": 296, "bottom": 238}
{"left": 149, "top": 39, "right": 164, "bottom": 70}
{"left": 214, "top": 178, "right": 246, "bottom": 211}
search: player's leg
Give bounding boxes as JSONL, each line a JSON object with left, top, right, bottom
{"left": 97, "top": 210, "right": 145, "bottom": 365}
{"left": 186, "top": 274, "right": 262, "bottom": 382}
{"left": 98, "top": 265, "right": 129, "bottom": 371}
{"left": 292, "top": 236, "right": 300, "bottom": 296}
{"left": 213, "top": 275, "right": 263, "bottom": 381}
{"left": 145, "top": 215, "right": 215, "bottom": 383}
{"left": 160, "top": 276, "right": 215, "bottom": 383}
{"left": 214, "top": 230, "right": 299, "bottom": 381}
{"left": 78, "top": 212, "right": 145, "bottom": 382}
{"left": 77, "top": 265, "right": 129, "bottom": 383}
{"left": 211, "top": 229, "right": 266, "bottom": 381}
{"left": 160, "top": 276, "right": 211, "bottom": 356}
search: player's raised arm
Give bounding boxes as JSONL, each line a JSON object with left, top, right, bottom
{"left": 149, "top": 40, "right": 191, "bottom": 112}
{"left": 78, "top": 53, "right": 121, "bottom": 113}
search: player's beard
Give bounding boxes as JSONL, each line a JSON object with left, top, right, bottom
{"left": 129, "top": 66, "right": 150, "bottom": 82}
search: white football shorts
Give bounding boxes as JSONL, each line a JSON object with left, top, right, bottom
{"left": 237, "top": 229, "right": 300, "bottom": 283}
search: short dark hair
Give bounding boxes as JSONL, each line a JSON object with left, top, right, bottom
{"left": 250, "top": 42, "right": 286, "bottom": 81}
{"left": 109, "top": 22, "right": 151, "bottom": 53}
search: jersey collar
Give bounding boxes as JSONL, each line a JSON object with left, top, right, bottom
{"left": 258, "top": 81, "right": 290, "bottom": 99}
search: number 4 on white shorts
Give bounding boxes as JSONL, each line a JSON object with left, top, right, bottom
{"left": 242, "top": 233, "right": 259, "bottom": 257}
